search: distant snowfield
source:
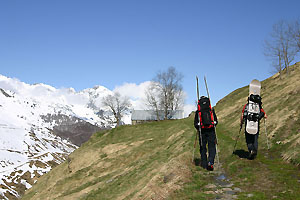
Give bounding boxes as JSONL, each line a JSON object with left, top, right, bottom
{"left": 0, "top": 74, "right": 192, "bottom": 199}
{"left": 0, "top": 75, "right": 113, "bottom": 199}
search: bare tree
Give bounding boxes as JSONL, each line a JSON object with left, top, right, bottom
{"left": 289, "top": 19, "right": 300, "bottom": 52}
{"left": 296, "top": 19, "right": 300, "bottom": 50}
{"left": 102, "top": 92, "right": 131, "bottom": 126}
{"left": 145, "top": 82, "right": 161, "bottom": 120}
{"left": 264, "top": 39, "right": 284, "bottom": 78}
{"left": 145, "top": 66, "right": 184, "bottom": 120}
{"left": 264, "top": 20, "right": 298, "bottom": 78}
{"left": 170, "top": 86, "right": 184, "bottom": 110}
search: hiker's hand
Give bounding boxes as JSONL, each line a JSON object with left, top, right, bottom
{"left": 264, "top": 114, "right": 267, "bottom": 119}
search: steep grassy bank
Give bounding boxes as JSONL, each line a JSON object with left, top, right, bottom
{"left": 215, "top": 62, "right": 300, "bottom": 165}
{"left": 214, "top": 62, "right": 300, "bottom": 199}
{"left": 22, "top": 117, "right": 200, "bottom": 200}
{"left": 170, "top": 121, "right": 300, "bottom": 199}
{"left": 23, "top": 63, "right": 300, "bottom": 199}
{"left": 168, "top": 63, "right": 300, "bottom": 200}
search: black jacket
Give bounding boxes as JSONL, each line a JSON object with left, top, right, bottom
{"left": 194, "top": 108, "right": 218, "bottom": 130}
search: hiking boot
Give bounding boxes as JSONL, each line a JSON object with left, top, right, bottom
{"left": 249, "top": 150, "right": 257, "bottom": 160}
{"left": 207, "top": 162, "right": 214, "bottom": 171}
{"left": 201, "top": 163, "right": 208, "bottom": 169}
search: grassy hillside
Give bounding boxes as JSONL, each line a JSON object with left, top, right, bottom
{"left": 23, "top": 63, "right": 300, "bottom": 200}
{"left": 170, "top": 62, "right": 300, "bottom": 199}
{"left": 22, "top": 118, "right": 197, "bottom": 200}
{"left": 215, "top": 62, "right": 300, "bottom": 165}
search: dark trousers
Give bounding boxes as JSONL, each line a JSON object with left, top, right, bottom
{"left": 245, "top": 132, "right": 259, "bottom": 152}
{"left": 198, "top": 128, "right": 216, "bottom": 167}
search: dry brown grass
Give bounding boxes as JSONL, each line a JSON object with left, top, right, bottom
{"left": 120, "top": 152, "right": 191, "bottom": 200}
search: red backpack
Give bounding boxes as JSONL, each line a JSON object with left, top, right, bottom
{"left": 198, "top": 97, "right": 215, "bottom": 129}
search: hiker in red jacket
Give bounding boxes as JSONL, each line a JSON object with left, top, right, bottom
{"left": 194, "top": 96, "right": 218, "bottom": 171}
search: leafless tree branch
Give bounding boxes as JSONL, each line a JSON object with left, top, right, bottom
{"left": 102, "top": 92, "right": 131, "bottom": 126}
{"left": 145, "top": 67, "right": 185, "bottom": 120}
{"left": 263, "top": 20, "right": 298, "bottom": 78}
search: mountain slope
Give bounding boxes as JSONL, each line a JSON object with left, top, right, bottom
{"left": 215, "top": 62, "right": 300, "bottom": 165}
{"left": 22, "top": 118, "right": 194, "bottom": 200}
{"left": 0, "top": 75, "right": 117, "bottom": 199}
{"left": 0, "top": 88, "right": 77, "bottom": 200}
{"left": 169, "top": 63, "right": 300, "bottom": 199}
{"left": 22, "top": 63, "right": 300, "bottom": 200}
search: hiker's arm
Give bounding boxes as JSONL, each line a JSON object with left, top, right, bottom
{"left": 212, "top": 108, "right": 218, "bottom": 126}
{"left": 241, "top": 104, "right": 247, "bottom": 125}
{"left": 194, "top": 111, "right": 199, "bottom": 129}
{"left": 259, "top": 107, "right": 267, "bottom": 120}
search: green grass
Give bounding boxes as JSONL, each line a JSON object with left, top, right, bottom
{"left": 169, "top": 115, "right": 300, "bottom": 200}
{"left": 22, "top": 63, "right": 300, "bottom": 200}
{"left": 23, "top": 117, "right": 195, "bottom": 200}
{"left": 217, "top": 123, "right": 300, "bottom": 200}
{"left": 167, "top": 167, "right": 213, "bottom": 200}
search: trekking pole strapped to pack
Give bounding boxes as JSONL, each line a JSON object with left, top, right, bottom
{"left": 192, "top": 76, "right": 203, "bottom": 163}
{"left": 196, "top": 76, "right": 203, "bottom": 148}
{"left": 204, "top": 76, "right": 220, "bottom": 169}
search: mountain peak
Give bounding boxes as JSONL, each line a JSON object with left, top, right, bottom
{"left": 0, "top": 74, "right": 118, "bottom": 199}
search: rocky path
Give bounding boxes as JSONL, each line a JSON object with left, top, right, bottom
{"left": 203, "top": 164, "right": 241, "bottom": 200}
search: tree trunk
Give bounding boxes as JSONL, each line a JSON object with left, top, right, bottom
{"left": 155, "top": 105, "right": 160, "bottom": 121}
{"left": 279, "top": 54, "right": 282, "bottom": 79}
{"left": 164, "top": 93, "right": 168, "bottom": 120}
{"left": 164, "top": 100, "right": 168, "bottom": 120}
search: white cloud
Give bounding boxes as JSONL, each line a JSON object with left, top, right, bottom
{"left": 113, "top": 81, "right": 151, "bottom": 99}
{"left": 1, "top": 74, "right": 193, "bottom": 120}
{"left": 183, "top": 104, "right": 195, "bottom": 118}
{"left": 114, "top": 81, "right": 194, "bottom": 116}
{"left": 113, "top": 81, "right": 152, "bottom": 110}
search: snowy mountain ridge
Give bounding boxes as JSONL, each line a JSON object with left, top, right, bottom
{"left": 0, "top": 74, "right": 119, "bottom": 199}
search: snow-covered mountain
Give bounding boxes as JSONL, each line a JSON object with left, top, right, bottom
{"left": 0, "top": 75, "right": 119, "bottom": 199}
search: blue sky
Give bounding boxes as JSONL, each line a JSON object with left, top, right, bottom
{"left": 1, "top": 0, "right": 300, "bottom": 107}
